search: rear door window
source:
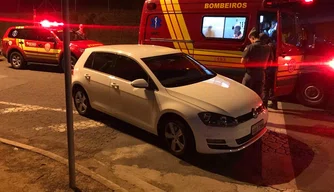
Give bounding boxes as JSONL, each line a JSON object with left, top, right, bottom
{"left": 84, "top": 52, "right": 117, "bottom": 73}
{"left": 109, "top": 55, "right": 148, "bottom": 82}
{"left": 8, "top": 29, "right": 20, "bottom": 38}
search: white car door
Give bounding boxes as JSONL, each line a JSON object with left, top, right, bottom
{"left": 107, "top": 54, "right": 158, "bottom": 132}
{"left": 81, "top": 52, "right": 117, "bottom": 114}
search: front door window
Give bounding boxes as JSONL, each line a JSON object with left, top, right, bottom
{"left": 281, "top": 12, "right": 303, "bottom": 47}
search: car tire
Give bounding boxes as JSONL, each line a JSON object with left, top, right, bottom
{"left": 60, "top": 55, "right": 77, "bottom": 72}
{"left": 73, "top": 86, "right": 93, "bottom": 117}
{"left": 160, "top": 117, "right": 195, "bottom": 157}
{"left": 296, "top": 78, "right": 326, "bottom": 108}
{"left": 10, "top": 51, "right": 26, "bottom": 69}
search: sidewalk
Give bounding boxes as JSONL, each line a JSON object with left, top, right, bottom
{"left": 0, "top": 143, "right": 113, "bottom": 192}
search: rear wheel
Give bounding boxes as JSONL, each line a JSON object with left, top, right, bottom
{"left": 73, "top": 86, "right": 92, "bottom": 116}
{"left": 296, "top": 78, "right": 326, "bottom": 108}
{"left": 10, "top": 51, "right": 26, "bottom": 69}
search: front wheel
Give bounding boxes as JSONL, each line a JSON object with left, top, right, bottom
{"left": 296, "top": 79, "right": 326, "bottom": 108}
{"left": 160, "top": 117, "right": 195, "bottom": 157}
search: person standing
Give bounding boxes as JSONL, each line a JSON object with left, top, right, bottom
{"left": 77, "top": 24, "right": 86, "bottom": 38}
{"left": 260, "top": 33, "right": 278, "bottom": 109}
{"left": 241, "top": 28, "right": 271, "bottom": 101}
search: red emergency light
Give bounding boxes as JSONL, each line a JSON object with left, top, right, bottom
{"left": 328, "top": 59, "right": 334, "bottom": 69}
{"left": 40, "top": 20, "right": 64, "bottom": 27}
{"left": 147, "top": 2, "right": 157, "bottom": 10}
{"left": 263, "top": 0, "right": 313, "bottom": 8}
{"left": 303, "top": 0, "right": 313, "bottom": 3}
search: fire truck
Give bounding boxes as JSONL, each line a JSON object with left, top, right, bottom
{"left": 138, "top": 0, "right": 334, "bottom": 108}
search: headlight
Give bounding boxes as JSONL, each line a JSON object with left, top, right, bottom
{"left": 198, "top": 112, "right": 238, "bottom": 127}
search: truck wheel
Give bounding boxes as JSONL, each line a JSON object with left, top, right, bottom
{"left": 296, "top": 79, "right": 326, "bottom": 108}
{"left": 10, "top": 51, "right": 26, "bottom": 69}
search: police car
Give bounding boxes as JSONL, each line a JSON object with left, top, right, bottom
{"left": 1, "top": 20, "right": 103, "bottom": 71}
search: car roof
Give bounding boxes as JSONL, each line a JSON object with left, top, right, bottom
{"left": 9, "top": 26, "right": 68, "bottom": 31}
{"left": 85, "top": 44, "right": 182, "bottom": 58}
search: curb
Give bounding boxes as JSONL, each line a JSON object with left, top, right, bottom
{"left": 0, "top": 137, "right": 128, "bottom": 192}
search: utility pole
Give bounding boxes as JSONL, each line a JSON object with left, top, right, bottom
{"left": 61, "top": 0, "right": 76, "bottom": 189}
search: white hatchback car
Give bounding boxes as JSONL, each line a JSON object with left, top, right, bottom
{"left": 72, "top": 44, "right": 268, "bottom": 157}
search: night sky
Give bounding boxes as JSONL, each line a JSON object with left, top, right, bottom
{"left": 0, "top": 0, "right": 333, "bottom": 17}
{"left": 0, "top": 0, "right": 146, "bottom": 12}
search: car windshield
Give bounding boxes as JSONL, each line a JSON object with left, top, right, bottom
{"left": 53, "top": 30, "right": 86, "bottom": 41}
{"left": 141, "top": 53, "right": 216, "bottom": 88}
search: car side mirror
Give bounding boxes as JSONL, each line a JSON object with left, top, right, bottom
{"left": 131, "top": 79, "right": 149, "bottom": 88}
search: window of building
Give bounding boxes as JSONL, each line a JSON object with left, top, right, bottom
{"left": 202, "top": 16, "right": 247, "bottom": 39}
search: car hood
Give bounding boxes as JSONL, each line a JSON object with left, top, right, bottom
{"left": 70, "top": 40, "right": 103, "bottom": 48}
{"left": 166, "top": 75, "right": 263, "bottom": 117}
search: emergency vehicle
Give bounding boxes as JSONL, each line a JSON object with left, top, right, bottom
{"left": 1, "top": 20, "right": 103, "bottom": 71}
{"left": 138, "top": 0, "right": 334, "bottom": 108}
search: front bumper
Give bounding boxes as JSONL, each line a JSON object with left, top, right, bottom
{"left": 190, "top": 108, "right": 268, "bottom": 154}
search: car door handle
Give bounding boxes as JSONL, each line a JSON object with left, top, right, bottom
{"left": 110, "top": 83, "right": 119, "bottom": 89}
{"left": 38, "top": 44, "right": 43, "bottom": 47}
{"left": 19, "top": 41, "right": 24, "bottom": 44}
{"left": 84, "top": 74, "right": 90, "bottom": 80}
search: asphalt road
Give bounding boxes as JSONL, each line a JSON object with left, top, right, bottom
{"left": 1, "top": 58, "right": 334, "bottom": 192}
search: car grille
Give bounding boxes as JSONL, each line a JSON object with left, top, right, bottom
{"left": 236, "top": 104, "right": 265, "bottom": 124}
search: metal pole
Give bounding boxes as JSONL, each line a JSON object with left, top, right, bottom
{"left": 61, "top": 0, "right": 76, "bottom": 189}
